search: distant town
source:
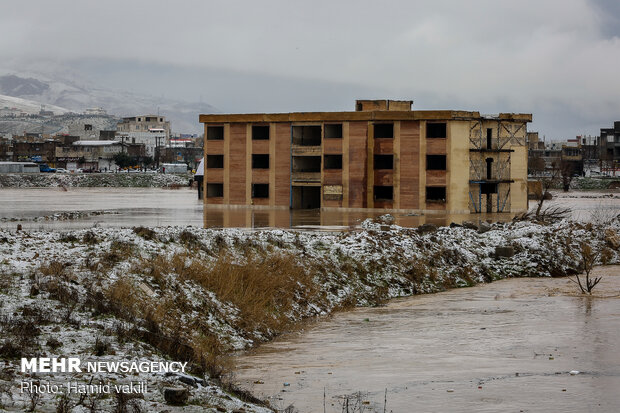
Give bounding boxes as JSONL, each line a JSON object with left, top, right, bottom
{"left": 0, "top": 108, "right": 202, "bottom": 173}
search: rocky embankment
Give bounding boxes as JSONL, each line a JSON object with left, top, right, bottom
{"left": 0, "top": 172, "right": 191, "bottom": 188}
{"left": 0, "top": 218, "right": 619, "bottom": 411}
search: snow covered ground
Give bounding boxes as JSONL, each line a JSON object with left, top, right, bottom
{"left": 0, "top": 173, "right": 190, "bottom": 189}
{"left": 0, "top": 217, "right": 619, "bottom": 411}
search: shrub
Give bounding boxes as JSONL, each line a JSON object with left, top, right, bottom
{"left": 133, "top": 226, "right": 157, "bottom": 240}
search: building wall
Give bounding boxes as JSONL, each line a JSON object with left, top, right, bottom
{"left": 201, "top": 109, "right": 531, "bottom": 214}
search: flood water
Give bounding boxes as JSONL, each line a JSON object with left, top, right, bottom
{"left": 0, "top": 187, "right": 617, "bottom": 230}
{"left": 233, "top": 267, "right": 620, "bottom": 412}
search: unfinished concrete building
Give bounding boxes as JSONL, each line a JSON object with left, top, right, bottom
{"left": 199, "top": 100, "right": 531, "bottom": 214}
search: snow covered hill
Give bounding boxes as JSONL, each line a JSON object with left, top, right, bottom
{"left": 0, "top": 71, "right": 217, "bottom": 134}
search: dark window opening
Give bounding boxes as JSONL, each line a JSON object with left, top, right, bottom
{"left": 292, "top": 156, "right": 321, "bottom": 172}
{"left": 252, "top": 125, "right": 270, "bottom": 140}
{"left": 324, "top": 124, "right": 343, "bottom": 139}
{"left": 356, "top": 102, "right": 363, "bottom": 111}
{"left": 324, "top": 154, "right": 342, "bottom": 169}
{"left": 84, "top": 124, "right": 92, "bottom": 131}
{"left": 374, "top": 154, "right": 393, "bottom": 169}
{"left": 292, "top": 186, "right": 321, "bottom": 209}
{"left": 374, "top": 123, "right": 394, "bottom": 139}
{"left": 252, "top": 183, "right": 269, "bottom": 198}
{"left": 207, "top": 126, "right": 224, "bottom": 140}
{"left": 292, "top": 125, "right": 321, "bottom": 146}
{"left": 486, "top": 128, "right": 493, "bottom": 149}
{"left": 206, "top": 154, "right": 224, "bottom": 168}
{"left": 481, "top": 183, "right": 498, "bottom": 194}
{"left": 426, "top": 155, "right": 446, "bottom": 170}
{"left": 486, "top": 157, "right": 494, "bottom": 180}
{"left": 427, "top": 123, "right": 447, "bottom": 139}
{"left": 374, "top": 186, "right": 393, "bottom": 201}
{"left": 252, "top": 154, "right": 270, "bottom": 169}
{"left": 426, "top": 186, "right": 446, "bottom": 202}
{"left": 206, "top": 183, "right": 223, "bottom": 198}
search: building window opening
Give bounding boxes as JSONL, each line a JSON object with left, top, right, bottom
{"left": 292, "top": 186, "right": 321, "bottom": 209}
{"left": 292, "top": 125, "right": 321, "bottom": 146}
{"left": 486, "top": 157, "right": 494, "bottom": 180}
{"left": 206, "top": 155, "right": 224, "bottom": 169}
{"left": 292, "top": 156, "right": 321, "bottom": 172}
{"left": 252, "top": 154, "right": 270, "bottom": 169}
{"left": 84, "top": 124, "right": 92, "bottom": 131}
{"left": 374, "top": 154, "right": 393, "bottom": 169}
{"left": 374, "top": 123, "right": 394, "bottom": 139}
{"left": 426, "top": 155, "right": 446, "bottom": 170}
{"left": 374, "top": 185, "right": 393, "bottom": 201}
{"left": 486, "top": 128, "right": 493, "bottom": 149}
{"left": 481, "top": 183, "right": 498, "bottom": 194}
{"left": 252, "top": 125, "right": 270, "bottom": 140}
{"left": 252, "top": 183, "right": 269, "bottom": 198}
{"left": 206, "top": 183, "right": 223, "bottom": 198}
{"left": 207, "top": 126, "right": 224, "bottom": 140}
{"left": 426, "top": 186, "right": 446, "bottom": 202}
{"left": 427, "top": 123, "right": 447, "bottom": 138}
{"left": 324, "top": 154, "right": 343, "bottom": 169}
{"left": 324, "top": 124, "right": 343, "bottom": 139}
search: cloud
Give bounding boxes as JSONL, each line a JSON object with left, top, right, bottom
{"left": 2, "top": 0, "right": 620, "bottom": 139}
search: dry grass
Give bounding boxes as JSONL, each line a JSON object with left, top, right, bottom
{"left": 176, "top": 252, "right": 315, "bottom": 332}
{"left": 105, "top": 278, "right": 143, "bottom": 318}
{"left": 99, "top": 240, "right": 135, "bottom": 269}
{"left": 133, "top": 226, "right": 157, "bottom": 240}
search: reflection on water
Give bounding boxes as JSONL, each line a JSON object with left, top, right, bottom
{"left": 233, "top": 267, "right": 620, "bottom": 413}
{"left": 0, "top": 188, "right": 618, "bottom": 230}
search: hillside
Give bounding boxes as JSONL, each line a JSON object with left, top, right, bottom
{"left": 0, "top": 72, "right": 217, "bottom": 134}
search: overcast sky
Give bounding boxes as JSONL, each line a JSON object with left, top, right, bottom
{"left": 2, "top": 0, "right": 620, "bottom": 139}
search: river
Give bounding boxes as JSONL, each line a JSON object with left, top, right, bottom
{"left": 233, "top": 267, "right": 620, "bottom": 412}
{"left": 0, "top": 187, "right": 617, "bottom": 230}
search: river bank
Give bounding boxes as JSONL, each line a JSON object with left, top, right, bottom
{"left": 0, "top": 172, "right": 191, "bottom": 188}
{"left": 0, "top": 218, "right": 619, "bottom": 411}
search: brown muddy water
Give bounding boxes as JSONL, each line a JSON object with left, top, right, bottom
{"left": 0, "top": 188, "right": 617, "bottom": 230}
{"left": 234, "top": 267, "right": 620, "bottom": 412}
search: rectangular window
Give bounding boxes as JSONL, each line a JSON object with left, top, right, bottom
{"left": 374, "top": 123, "right": 394, "bottom": 139}
{"left": 426, "top": 123, "right": 447, "bottom": 139}
{"left": 252, "top": 125, "right": 270, "bottom": 140}
{"left": 292, "top": 125, "right": 321, "bottom": 146}
{"left": 426, "top": 155, "right": 446, "bottom": 170}
{"left": 426, "top": 186, "right": 446, "bottom": 202}
{"left": 374, "top": 154, "right": 393, "bottom": 169}
{"left": 292, "top": 156, "right": 321, "bottom": 172}
{"left": 207, "top": 126, "right": 224, "bottom": 140}
{"left": 252, "top": 154, "right": 270, "bottom": 169}
{"left": 374, "top": 186, "right": 393, "bottom": 201}
{"left": 206, "top": 154, "right": 224, "bottom": 169}
{"left": 252, "top": 183, "right": 269, "bottom": 198}
{"left": 486, "top": 128, "right": 493, "bottom": 149}
{"left": 324, "top": 154, "right": 342, "bottom": 169}
{"left": 206, "top": 183, "right": 223, "bottom": 198}
{"left": 324, "top": 124, "right": 343, "bottom": 139}
{"left": 481, "top": 183, "right": 498, "bottom": 194}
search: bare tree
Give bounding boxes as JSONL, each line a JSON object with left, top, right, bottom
{"left": 573, "top": 242, "right": 602, "bottom": 294}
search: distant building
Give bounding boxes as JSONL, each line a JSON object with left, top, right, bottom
{"left": 116, "top": 115, "right": 171, "bottom": 159}
{"left": 84, "top": 107, "right": 107, "bottom": 115}
{"left": 116, "top": 129, "right": 166, "bottom": 158}
{"left": 600, "top": 121, "right": 620, "bottom": 174}
{"left": 199, "top": 99, "right": 531, "bottom": 214}
{"left": 55, "top": 140, "right": 124, "bottom": 171}
{"left": 12, "top": 140, "right": 59, "bottom": 165}
{"left": 117, "top": 115, "right": 171, "bottom": 140}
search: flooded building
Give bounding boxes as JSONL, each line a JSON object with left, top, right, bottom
{"left": 199, "top": 100, "right": 531, "bottom": 214}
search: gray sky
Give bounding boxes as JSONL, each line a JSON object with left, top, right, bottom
{"left": 2, "top": 0, "right": 620, "bottom": 139}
